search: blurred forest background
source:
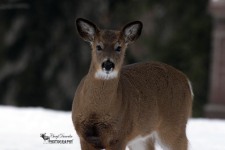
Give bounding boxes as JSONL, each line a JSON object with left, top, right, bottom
{"left": 0, "top": 0, "right": 211, "bottom": 117}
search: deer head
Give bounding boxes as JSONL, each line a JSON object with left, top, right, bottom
{"left": 76, "top": 18, "right": 142, "bottom": 80}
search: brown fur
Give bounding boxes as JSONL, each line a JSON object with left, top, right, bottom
{"left": 72, "top": 18, "right": 192, "bottom": 150}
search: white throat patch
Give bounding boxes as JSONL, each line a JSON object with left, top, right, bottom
{"left": 95, "top": 69, "right": 118, "bottom": 80}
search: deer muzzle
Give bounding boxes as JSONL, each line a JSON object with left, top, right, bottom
{"left": 102, "top": 59, "right": 115, "bottom": 73}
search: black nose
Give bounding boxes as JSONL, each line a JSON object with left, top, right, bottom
{"left": 102, "top": 60, "right": 115, "bottom": 72}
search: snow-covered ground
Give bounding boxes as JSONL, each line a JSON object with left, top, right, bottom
{"left": 0, "top": 106, "right": 225, "bottom": 150}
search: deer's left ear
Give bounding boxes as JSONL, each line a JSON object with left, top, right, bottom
{"left": 121, "top": 21, "right": 143, "bottom": 44}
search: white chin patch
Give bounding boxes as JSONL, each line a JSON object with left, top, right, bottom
{"left": 95, "top": 69, "right": 118, "bottom": 80}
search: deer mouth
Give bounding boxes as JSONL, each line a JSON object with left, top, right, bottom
{"left": 95, "top": 59, "right": 118, "bottom": 80}
{"left": 101, "top": 59, "right": 115, "bottom": 74}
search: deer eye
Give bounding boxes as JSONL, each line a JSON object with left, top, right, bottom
{"left": 96, "top": 45, "right": 102, "bottom": 51}
{"left": 115, "top": 46, "right": 121, "bottom": 52}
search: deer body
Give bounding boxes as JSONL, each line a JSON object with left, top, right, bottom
{"left": 72, "top": 18, "right": 192, "bottom": 150}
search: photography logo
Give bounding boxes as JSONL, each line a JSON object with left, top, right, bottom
{"left": 40, "top": 133, "right": 73, "bottom": 144}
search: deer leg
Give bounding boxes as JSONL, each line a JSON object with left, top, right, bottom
{"left": 106, "top": 140, "right": 126, "bottom": 150}
{"left": 146, "top": 138, "right": 155, "bottom": 150}
{"left": 107, "top": 145, "right": 126, "bottom": 150}
{"left": 171, "top": 133, "right": 188, "bottom": 150}
{"left": 156, "top": 127, "right": 188, "bottom": 150}
{"left": 80, "top": 139, "right": 100, "bottom": 150}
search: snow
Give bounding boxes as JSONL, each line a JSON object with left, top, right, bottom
{"left": 0, "top": 106, "right": 225, "bottom": 150}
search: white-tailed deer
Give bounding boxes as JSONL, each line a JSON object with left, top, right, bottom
{"left": 72, "top": 18, "right": 193, "bottom": 150}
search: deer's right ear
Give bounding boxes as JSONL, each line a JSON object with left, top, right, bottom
{"left": 76, "top": 18, "right": 99, "bottom": 43}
